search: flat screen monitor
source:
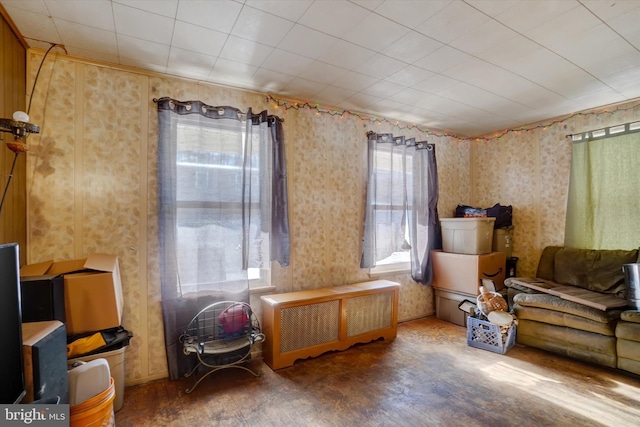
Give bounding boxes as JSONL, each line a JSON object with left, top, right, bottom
{"left": 0, "top": 243, "right": 26, "bottom": 404}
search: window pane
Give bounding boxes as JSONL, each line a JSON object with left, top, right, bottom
{"left": 174, "top": 122, "right": 263, "bottom": 289}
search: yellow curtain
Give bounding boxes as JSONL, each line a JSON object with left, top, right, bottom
{"left": 565, "top": 132, "right": 640, "bottom": 249}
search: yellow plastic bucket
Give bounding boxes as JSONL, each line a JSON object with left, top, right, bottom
{"left": 70, "top": 377, "right": 115, "bottom": 427}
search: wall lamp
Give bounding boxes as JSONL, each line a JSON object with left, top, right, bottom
{"left": 0, "top": 111, "right": 40, "bottom": 215}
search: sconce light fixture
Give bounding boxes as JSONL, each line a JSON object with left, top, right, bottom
{"left": 0, "top": 110, "right": 40, "bottom": 215}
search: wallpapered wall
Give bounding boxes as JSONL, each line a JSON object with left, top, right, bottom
{"left": 25, "top": 51, "right": 472, "bottom": 385}
{"left": 471, "top": 102, "right": 640, "bottom": 277}
{"left": 25, "top": 50, "right": 640, "bottom": 385}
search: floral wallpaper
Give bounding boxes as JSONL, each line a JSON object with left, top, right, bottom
{"left": 25, "top": 50, "right": 640, "bottom": 385}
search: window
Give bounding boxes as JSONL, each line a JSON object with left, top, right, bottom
{"left": 174, "top": 120, "right": 267, "bottom": 294}
{"left": 367, "top": 140, "right": 412, "bottom": 274}
{"left": 362, "top": 132, "right": 440, "bottom": 284}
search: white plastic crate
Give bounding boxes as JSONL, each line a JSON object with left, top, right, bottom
{"left": 466, "top": 316, "right": 515, "bottom": 354}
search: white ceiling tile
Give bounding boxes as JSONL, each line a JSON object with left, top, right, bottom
{"left": 244, "top": 0, "right": 312, "bottom": 21}
{"left": 261, "top": 49, "right": 314, "bottom": 75}
{"left": 358, "top": 54, "right": 406, "bottom": 79}
{"left": 251, "top": 68, "right": 296, "bottom": 92}
{"left": 340, "top": 93, "right": 381, "bottom": 110}
{"left": 171, "top": 21, "right": 227, "bottom": 57}
{"left": 177, "top": 0, "right": 242, "bottom": 33}
{"left": 119, "top": 57, "right": 167, "bottom": 74}
{"left": 332, "top": 71, "right": 379, "bottom": 92}
{"left": 367, "top": 98, "right": 407, "bottom": 116}
{"left": 350, "top": 0, "right": 384, "bottom": 11}
{"left": 113, "top": 3, "right": 174, "bottom": 45}
{"left": 219, "top": 36, "right": 273, "bottom": 67}
{"left": 116, "top": 34, "right": 169, "bottom": 67}
{"left": 374, "top": 0, "right": 452, "bottom": 29}
{"left": 277, "top": 25, "right": 337, "bottom": 59}
{"left": 45, "top": 0, "right": 115, "bottom": 31}
{"left": 382, "top": 31, "right": 443, "bottom": 64}
{"left": 477, "top": 0, "right": 579, "bottom": 34}
{"left": 167, "top": 47, "right": 216, "bottom": 79}
{"left": 55, "top": 19, "right": 117, "bottom": 55}
{"left": 343, "top": 13, "right": 409, "bottom": 52}
{"left": 413, "top": 45, "right": 472, "bottom": 73}
{"left": 601, "top": 66, "right": 640, "bottom": 92}
{"left": 313, "top": 86, "right": 357, "bottom": 107}
{"left": 3, "top": 7, "right": 61, "bottom": 43}
{"left": 209, "top": 58, "right": 258, "bottom": 85}
{"left": 281, "top": 78, "right": 326, "bottom": 99}
{"left": 525, "top": 6, "right": 601, "bottom": 50}
{"left": 2, "top": 0, "right": 47, "bottom": 14}
{"left": 360, "top": 80, "right": 404, "bottom": 98}
{"left": 317, "top": 40, "right": 375, "bottom": 69}
{"left": 113, "top": 0, "right": 179, "bottom": 18}
{"left": 299, "top": 61, "right": 346, "bottom": 85}
{"left": 298, "top": 0, "right": 370, "bottom": 37}
{"left": 449, "top": 19, "right": 518, "bottom": 56}
{"left": 230, "top": 6, "right": 294, "bottom": 47}
{"left": 386, "top": 65, "right": 434, "bottom": 87}
{"left": 417, "top": 1, "right": 489, "bottom": 44}
{"left": 413, "top": 74, "right": 460, "bottom": 94}
{"left": 438, "top": 82, "right": 533, "bottom": 119}
{"left": 480, "top": 35, "right": 540, "bottom": 68}
{"left": 387, "top": 87, "right": 428, "bottom": 105}
{"left": 580, "top": 0, "right": 640, "bottom": 22}
{"left": 569, "top": 88, "right": 626, "bottom": 112}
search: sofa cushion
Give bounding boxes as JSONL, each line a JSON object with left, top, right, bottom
{"left": 535, "top": 246, "right": 563, "bottom": 281}
{"left": 514, "top": 305, "right": 617, "bottom": 336}
{"left": 616, "top": 321, "right": 640, "bottom": 342}
{"left": 516, "top": 320, "right": 617, "bottom": 368}
{"left": 553, "top": 247, "right": 639, "bottom": 296}
{"left": 513, "top": 293, "right": 623, "bottom": 323}
{"left": 620, "top": 310, "right": 640, "bottom": 323}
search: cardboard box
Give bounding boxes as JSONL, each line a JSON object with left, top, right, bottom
{"left": 440, "top": 217, "right": 495, "bottom": 254}
{"left": 21, "top": 254, "right": 123, "bottom": 335}
{"left": 432, "top": 250, "right": 506, "bottom": 294}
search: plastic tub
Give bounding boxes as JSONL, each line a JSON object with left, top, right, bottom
{"left": 68, "top": 346, "right": 126, "bottom": 412}
{"left": 70, "top": 377, "right": 115, "bottom": 427}
{"left": 441, "top": 218, "right": 495, "bottom": 254}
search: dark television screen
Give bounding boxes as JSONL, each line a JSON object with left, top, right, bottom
{"left": 0, "top": 243, "right": 26, "bottom": 404}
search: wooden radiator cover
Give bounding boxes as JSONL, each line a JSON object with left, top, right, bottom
{"left": 260, "top": 280, "right": 400, "bottom": 370}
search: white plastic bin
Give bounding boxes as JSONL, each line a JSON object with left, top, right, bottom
{"left": 68, "top": 346, "right": 126, "bottom": 412}
{"left": 441, "top": 218, "right": 495, "bottom": 254}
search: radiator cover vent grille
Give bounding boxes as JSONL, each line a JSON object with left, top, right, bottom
{"left": 280, "top": 300, "right": 340, "bottom": 353}
{"left": 346, "top": 292, "right": 392, "bottom": 337}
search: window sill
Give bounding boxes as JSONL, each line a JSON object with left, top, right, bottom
{"left": 250, "top": 285, "right": 276, "bottom": 294}
{"left": 368, "top": 262, "right": 410, "bottom": 278}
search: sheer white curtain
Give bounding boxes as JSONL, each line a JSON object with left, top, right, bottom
{"left": 565, "top": 131, "right": 640, "bottom": 249}
{"left": 157, "top": 98, "right": 289, "bottom": 379}
{"left": 361, "top": 132, "right": 441, "bottom": 284}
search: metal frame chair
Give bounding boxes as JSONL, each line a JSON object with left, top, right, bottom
{"left": 180, "top": 301, "right": 265, "bottom": 393}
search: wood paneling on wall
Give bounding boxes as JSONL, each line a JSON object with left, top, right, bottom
{"left": 0, "top": 10, "right": 27, "bottom": 265}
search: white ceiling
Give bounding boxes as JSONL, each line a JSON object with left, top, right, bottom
{"left": 3, "top": 0, "right": 640, "bottom": 137}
